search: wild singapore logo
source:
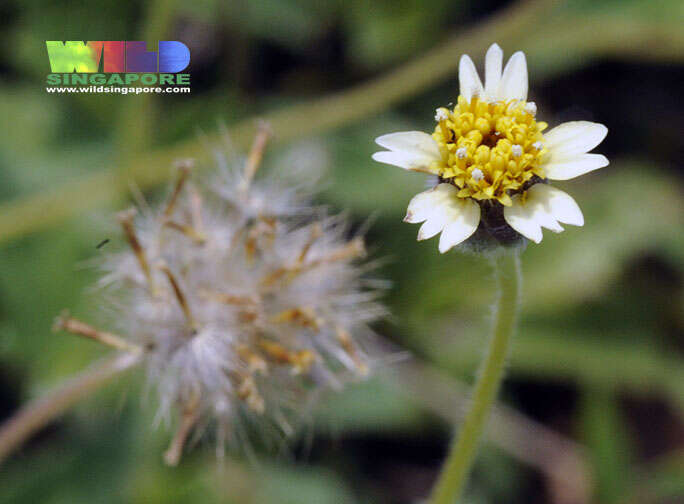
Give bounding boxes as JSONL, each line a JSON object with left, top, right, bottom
{"left": 45, "top": 41, "right": 191, "bottom": 94}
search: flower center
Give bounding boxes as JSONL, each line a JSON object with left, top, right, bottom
{"left": 431, "top": 96, "right": 548, "bottom": 206}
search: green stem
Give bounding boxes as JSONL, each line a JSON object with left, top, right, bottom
{"left": 429, "top": 251, "right": 521, "bottom": 504}
{"left": 0, "top": 353, "right": 141, "bottom": 465}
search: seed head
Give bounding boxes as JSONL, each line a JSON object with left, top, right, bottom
{"left": 61, "top": 128, "right": 385, "bottom": 463}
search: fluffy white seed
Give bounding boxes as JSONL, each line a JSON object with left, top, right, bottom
{"left": 90, "top": 139, "right": 384, "bottom": 461}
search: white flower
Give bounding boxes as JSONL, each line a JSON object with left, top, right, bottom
{"left": 372, "top": 43, "right": 608, "bottom": 251}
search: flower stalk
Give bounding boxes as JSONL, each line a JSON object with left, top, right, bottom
{"left": 0, "top": 353, "right": 141, "bottom": 466}
{"left": 429, "top": 250, "right": 521, "bottom": 504}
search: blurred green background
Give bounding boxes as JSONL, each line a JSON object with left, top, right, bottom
{"left": 0, "top": 0, "right": 682, "bottom": 502}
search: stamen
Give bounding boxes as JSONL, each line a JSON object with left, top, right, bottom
{"left": 158, "top": 262, "right": 197, "bottom": 330}
{"left": 53, "top": 312, "right": 142, "bottom": 353}
{"left": 434, "top": 107, "right": 449, "bottom": 122}
{"left": 239, "top": 122, "right": 272, "bottom": 194}
{"left": 471, "top": 168, "right": 485, "bottom": 182}
{"left": 436, "top": 108, "right": 452, "bottom": 143}
{"left": 512, "top": 144, "right": 523, "bottom": 157}
{"left": 456, "top": 147, "right": 468, "bottom": 159}
{"left": 117, "top": 208, "right": 156, "bottom": 293}
{"left": 163, "top": 160, "right": 193, "bottom": 218}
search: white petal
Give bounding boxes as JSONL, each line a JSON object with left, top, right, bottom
{"left": 414, "top": 185, "right": 457, "bottom": 238}
{"left": 404, "top": 184, "right": 480, "bottom": 251}
{"left": 544, "top": 121, "right": 608, "bottom": 160}
{"left": 418, "top": 214, "right": 448, "bottom": 240}
{"left": 484, "top": 43, "right": 503, "bottom": 101}
{"left": 373, "top": 131, "right": 441, "bottom": 173}
{"left": 405, "top": 189, "right": 436, "bottom": 223}
{"left": 544, "top": 153, "right": 609, "bottom": 180}
{"left": 372, "top": 151, "right": 432, "bottom": 172}
{"left": 405, "top": 183, "right": 454, "bottom": 222}
{"left": 503, "top": 200, "right": 542, "bottom": 243}
{"left": 529, "top": 205, "right": 565, "bottom": 233}
{"left": 405, "top": 184, "right": 456, "bottom": 224}
{"left": 438, "top": 200, "right": 480, "bottom": 253}
{"left": 459, "top": 55, "right": 484, "bottom": 103}
{"left": 532, "top": 184, "right": 584, "bottom": 226}
{"left": 497, "top": 51, "right": 527, "bottom": 102}
{"left": 504, "top": 184, "right": 583, "bottom": 243}
{"left": 375, "top": 131, "right": 440, "bottom": 154}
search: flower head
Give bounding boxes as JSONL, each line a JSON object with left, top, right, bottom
{"left": 372, "top": 43, "right": 608, "bottom": 252}
{"left": 57, "top": 128, "right": 383, "bottom": 463}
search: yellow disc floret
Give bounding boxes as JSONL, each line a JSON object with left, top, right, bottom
{"left": 431, "top": 96, "right": 548, "bottom": 206}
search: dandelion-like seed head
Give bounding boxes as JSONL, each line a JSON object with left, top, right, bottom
{"left": 373, "top": 43, "right": 609, "bottom": 252}
{"left": 59, "top": 128, "right": 383, "bottom": 464}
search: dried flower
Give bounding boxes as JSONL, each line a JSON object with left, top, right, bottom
{"left": 372, "top": 43, "right": 609, "bottom": 252}
{"left": 55, "top": 127, "right": 384, "bottom": 464}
